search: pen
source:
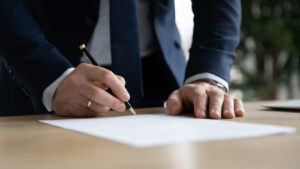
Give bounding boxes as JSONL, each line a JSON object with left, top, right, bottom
{"left": 79, "top": 44, "right": 136, "bottom": 115}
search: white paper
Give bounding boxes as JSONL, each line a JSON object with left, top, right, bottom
{"left": 40, "top": 114, "right": 296, "bottom": 147}
{"left": 263, "top": 100, "right": 300, "bottom": 110}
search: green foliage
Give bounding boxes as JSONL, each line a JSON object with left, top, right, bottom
{"left": 232, "top": 0, "right": 300, "bottom": 100}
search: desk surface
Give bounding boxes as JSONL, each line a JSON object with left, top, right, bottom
{"left": 0, "top": 101, "right": 299, "bottom": 169}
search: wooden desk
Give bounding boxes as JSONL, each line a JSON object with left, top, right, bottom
{"left": 0, "top": 102, "right": 299, "bottom": 169}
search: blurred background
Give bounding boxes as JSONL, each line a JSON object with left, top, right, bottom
{"left": 175, "top": 0, "right": 300, "bottom": 101}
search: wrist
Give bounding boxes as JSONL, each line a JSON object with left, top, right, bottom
{"left": 42, "top": 68, "right": 75, "bottom": 112}
{"left": 195, "top": 78, "right": 227, "bottom": 93}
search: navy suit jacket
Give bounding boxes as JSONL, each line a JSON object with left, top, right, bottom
{"left": 0, "top": 0, "right": 241, "bottom": 116}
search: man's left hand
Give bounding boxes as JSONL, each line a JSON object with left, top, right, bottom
{"left": 166, "top": 81, "right": 245, "bottom": 119}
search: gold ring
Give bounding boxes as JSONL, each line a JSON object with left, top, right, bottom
{"left": 87, "top": 100, "right": 92, "bottom": 108}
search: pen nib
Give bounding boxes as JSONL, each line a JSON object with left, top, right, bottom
{"left": 129, "top": 107, "right": 136, "bottom": 115}
{"left": 125, "top": 102, "right": 136, "bottom": 115}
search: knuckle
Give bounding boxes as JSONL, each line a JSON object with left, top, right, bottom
{"left": 209, "top": 90, "right": 223, "bottom": 97}
{"left": 120, "top": 77, "right": 126, "bottom": 85}
{"left": 171, "top": 90, "right": 178, "bottom": 95}
{"left": 194, "top": 81, "right": 209, "bottom": 88}
{"left": 90, "top": 90, "right": 101, "bottom": 100}
{"left": 168, "top": 95, "right": 179, "bottom": 104}
{"left": 167, "top": 93, "right": 179, "bottom": 105}
{"left": 224, "top": 93, "right": 233, "bottom": 100}
{"left": 186, "top": 84, "right": 196, "bottom": 91}
{"left": 186, "top": 85, "right": 202, "bottom": 93}
{"left": 77, "top": 63, "right": 89, "bottom": 70}
{"left": 117, "top": 76, "right": 126, "bottom": 85}
{"left": 102, "top": 70, "right": 114, "bottom": 82}
{"left": 168, "top": 90, "right": 178, "bottom": 99}
{"left": 109, "top": 99, "right": 119, "bottom": 109}
{"left": 66, "top": 74, "right": 78, "bottom": 85}
{"left": 166, "top": 98, "right": 175, "bottom": 106}
{"left": 194, "top": 88, "right": 206, "bottom": 97}
{"left": 200, "top": 81, "right": 210, "bottom": 88}
{"left": 118, "top": 75, "right": 125, "bottom": 81}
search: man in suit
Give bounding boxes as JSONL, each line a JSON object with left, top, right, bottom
{"left": 0, "top": 0, "right": 244, "bottom": 118}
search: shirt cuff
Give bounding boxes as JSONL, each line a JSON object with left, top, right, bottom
{"left": 42, "top": 68, "right": 75, "bottom": 112}
{"left": 184, "top": 72, "right": 229, "bottom": 92}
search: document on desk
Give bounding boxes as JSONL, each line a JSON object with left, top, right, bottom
{"left": 40, "top": 114, "right": 295, "bottom": 147}
{"left": 263, "top": 100, "right": 300, "bottom": 110}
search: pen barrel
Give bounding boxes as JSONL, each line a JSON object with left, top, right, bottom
{"left": 125, "top": 102, "right": 131, "bottom": 109}
{"left": 82, "top": 48, "right": 99, "bottom": 66}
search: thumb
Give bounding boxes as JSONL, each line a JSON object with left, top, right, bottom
{"left": 166, "top": 90, "right": 183, "bottom": 115}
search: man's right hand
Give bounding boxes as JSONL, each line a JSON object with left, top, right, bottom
{"left": 52, "top": 63, "right": 130, "bottom": 117}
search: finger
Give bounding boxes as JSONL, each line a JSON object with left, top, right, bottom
{"left": 93, "top": 81, "right": 108, "bottom": 90}
{"left": 93, "top": 76, "right": 125, "bottom": 94}
{"left": 116, "top": 75, "right": 126, "bottom": 86}
{"left": 208, "top": 90, "right": 224, "bottom": 119}
{"left": 80, "top": 82, "right": 126, "bottom": 112}
{"left": 85, "top": 66, "right": 130, "bottom": 102}
{"left": 78, "top": 104, "right": 108, "bottom": 117}
{"left": 234, "top": 98, "right": 245, "bottom": 117}
{"left": 192, "top": 90, "right": 208, "bottom": 118}
{"left": 87, "top": 103, "right": 110, "bottom": 115}
{"left": 79, "top": 95, "right": 111, "bottom": 115}
{"left": 166, "top": 90, "right": 183, "bottom": 116}
{"left": 222, "top": 94, "right": 235, "bottom": 119}
{"left": 61, "top": 103, "right": 96, "bottom": 117}
{"left": 79, "top": 106, "right": 99, "bottom": 117}
{"left": 74, "top": 95, "right": 109, "bottom": 117}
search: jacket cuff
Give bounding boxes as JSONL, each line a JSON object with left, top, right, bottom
{"left": 185, "top": 72, "right": 229, "bottom": 92}
{"left": 185, "top": 47, "right": 235, "bottom": 85}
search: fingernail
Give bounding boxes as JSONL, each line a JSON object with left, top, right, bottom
{"left": 211, "top": 109, "right": 221, "bottom": 119}
{"left": 237, "top": 109, "right": 242, "bottom": 112}
{"left": 224, "top": 110, "right": 235, "bottom": 118}
{"left": 213, "top": 109, "right": 220, "bottom": 114}
{"left": 236, "top": 109, "right": 245, "bottom": 116}
{"left": 200, "top": 111, "right": 207, "bottom": 118}
{"left": 196, "top": 110, "right": 206, "bottom": 118}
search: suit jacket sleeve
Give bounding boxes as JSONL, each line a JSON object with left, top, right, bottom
{"left": 0, "top": 0, "right": 73, "bottom": 112}
{"left": 185, "top": 0, "right": 241, "bottom": 84}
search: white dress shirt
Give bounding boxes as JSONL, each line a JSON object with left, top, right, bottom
{"left": 42, "top": 0, "right": 229, "bottom": 112}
